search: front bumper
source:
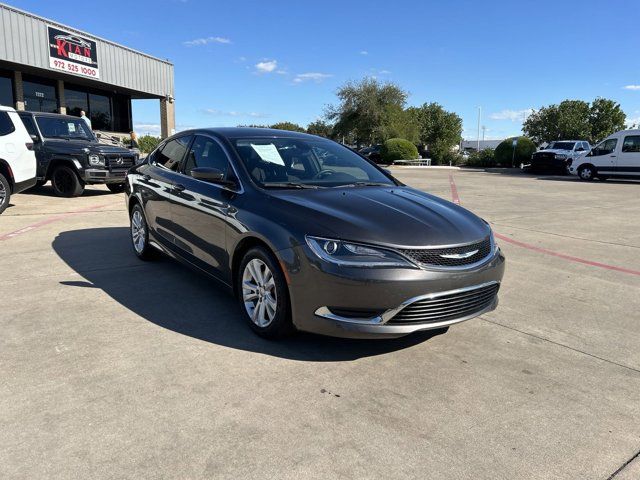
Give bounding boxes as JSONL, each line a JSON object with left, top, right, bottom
{"left": 280, "top": 245, "right": 506, "bottom": 339}
{"left": 81, "top": 168, "right": 128, "bottom": 184}
{"left": 529, "top": 156, "right": 570, "bottom": 171}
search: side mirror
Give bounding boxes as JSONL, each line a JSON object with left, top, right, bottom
{"left": 30, "top": 134, "right": 40, "bottom": 143}
{"left": 190, "top": 167, "right": 224, "bottom": 182}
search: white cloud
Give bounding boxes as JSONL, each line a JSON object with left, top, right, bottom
{"left": 201, "top": 109, "right": 269, "bottom": 118}
{"left": 255, "top": 60, "right": 278, "bottom": 73}
{"left": 378, "top": 69, "right": 391, "bottom": 75}
{"left": 183, "top": 36, "right": 231, "bottom": 47}
{"left": 623, "top": 85, "right": 640, "bottom": 91}
{"left": 359, "top": 50, "right": 369, "bottom": 55}
{"left": 292, "top": 72, "right": 333, "bottom": 84}
{"left": 133, "top": 123, "right": 194, "bottom": 137}
{"left": 489, "top": 108, "right": 534, "bottom": 122}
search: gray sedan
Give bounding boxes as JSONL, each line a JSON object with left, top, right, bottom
{"left": 125, "top": 128, "right": 505, "bottom": 339}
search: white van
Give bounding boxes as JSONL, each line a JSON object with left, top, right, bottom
{"left": 0, "top": 106, "right": 37, "bottom": 214}
{"left": 570, "top": 129, "right": 640, "bottom": 181}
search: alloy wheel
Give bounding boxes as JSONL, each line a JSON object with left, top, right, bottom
{"left": 131, "top": 209, "right": 146, "bottom": 254}
{"left": 0, "top": 180, "right": 6, "bottom": 206}
{"left": 242, "top": 258, "right": 277, "bottom": 327}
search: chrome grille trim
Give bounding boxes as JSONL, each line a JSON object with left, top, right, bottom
{"left": 399, "top": 236, "right": 493, "bottom": 269}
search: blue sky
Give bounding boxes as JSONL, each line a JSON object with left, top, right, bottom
{"left": 12, "top": 0, "right": 640, "bottom": 139}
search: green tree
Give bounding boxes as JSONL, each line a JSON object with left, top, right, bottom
{"left": 380, "top": 138, "right": 419, "bottom": 162}
{"left": 137, "top": 135, "right": 160, "bottom": 154}
{"left": 589, "top": 98, "right": 626, "bottom": 143}
{"left": 523, "top": 98, "right": 625, "bottom": 144}
{"left": 326, "top": 77, "right": 408, "bottom": 146}
{"left": 270, "top": 121, "right": 305, "bottom": 132}
{"left": 494, "top": 136, "right": 536, "bottom": 167}
{"left": 306, "top": 120, "right": 334, "bottom": 138}
{"left": 407, "top": 103, "right": 462, "bottom": 164}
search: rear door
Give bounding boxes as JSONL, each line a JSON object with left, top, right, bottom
{"left": 0, "top": 110, "right": 36, "bottom": 185}
{"left": 140, "top": 135, "right": 192, "bottom": 249}
{"left": 618, "top": 134, "right": 640, "bottom": 178}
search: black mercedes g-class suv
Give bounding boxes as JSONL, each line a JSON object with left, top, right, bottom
{"left": 17, "top": 111, "right": 137, "bottom": 197}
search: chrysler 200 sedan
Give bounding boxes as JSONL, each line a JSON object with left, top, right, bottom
{"left": 125, "top": 128, "right": 505, "bottom": 339}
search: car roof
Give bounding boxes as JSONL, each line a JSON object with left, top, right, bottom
{"left": 178, "top": 127, "right": 318, "bottom": 140}
{"left": 19, "top": 111, "right": 83, "bottom": 121}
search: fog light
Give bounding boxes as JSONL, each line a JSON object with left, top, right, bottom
{"left": 324, "top": 240, "right": 339, "bottom": 255}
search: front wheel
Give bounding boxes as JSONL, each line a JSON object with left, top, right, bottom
{"left": 130, "top": 203, "right": 156, "bottom": 260}
{"left": 51, "top": 165, "right": 84, "bottom": 197}
{"left": 107, "top": 183, "right": 125, "bottom": 193}
{"left": 578, "top": 165, "right": 595, "bottom": 181}
{"left": 238, "top": 247, "right": 293, "bottom": 339}
{"left": 0, "top": 173, "right": 10, "bottom": 214}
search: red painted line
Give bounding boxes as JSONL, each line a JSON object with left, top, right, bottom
{"left": 448, "top": 174, "right": 460, "bottom": 205}
{"left": 448, "top": 174, "right": 640, "bottom": 277}
{"left": 0, "top": 202, "right": 117, "bottom": 241}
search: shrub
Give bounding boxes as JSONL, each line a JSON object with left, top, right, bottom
{"left": 494, "top": 136, "right": 536, "bottom": 167}
{"left": 138, "top": 135, "right": 161, "bottom": 154}
{"left": 466, "top": 148, "right": 496, "bottom": 167}
{"left": 381, "top": 138, "right": 419, "bottom": 163}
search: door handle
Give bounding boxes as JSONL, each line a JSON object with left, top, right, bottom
{"left": 610, "top": 155, "right": 616, "bottom": 158}
{"left": 173, "top": 184, "right": 186, "bottom": 192}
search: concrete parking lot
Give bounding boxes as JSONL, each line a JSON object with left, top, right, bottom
{"left": 1, "top": 168, "right": 639, "bottom": 480}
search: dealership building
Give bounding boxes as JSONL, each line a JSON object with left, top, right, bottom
{"left": 0, "top": 2, "right": 175, "bottom": 137}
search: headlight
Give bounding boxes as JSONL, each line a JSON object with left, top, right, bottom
{"left": 555, "top": 153, "right": 567, "bottom": 160}
{"left": 305, "top": 236, "right": 416, "bottom": 268}
{"left": 88, "top": 154, "right": 104, "bottom": 166}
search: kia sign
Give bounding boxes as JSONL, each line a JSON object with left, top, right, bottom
{"left": 47, "top": 26, "right": 99, "bottom": 79}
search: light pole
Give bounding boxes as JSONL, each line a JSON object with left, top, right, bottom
{"left": 477, "top": 107, "right": 481, "bottom": 151}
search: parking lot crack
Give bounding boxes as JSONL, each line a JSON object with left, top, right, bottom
{"left": 606, "top": 447, "right": 640, "bottom": 479}
{"left": 480, "top": 317, "right": 640, "bottom": 375}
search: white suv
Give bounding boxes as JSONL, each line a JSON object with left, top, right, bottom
{"left": 0, "top": 106, "right": 37, "bottom": 214}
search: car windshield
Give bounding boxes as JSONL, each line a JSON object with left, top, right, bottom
{"left": 548, "top": 142, "right": 575, "bottom": 150}
{"left": 233, "top": 137, "right": 396, "bottom": 188}
{"left": 35, "top": 116, "right": 95, "bottom": 141}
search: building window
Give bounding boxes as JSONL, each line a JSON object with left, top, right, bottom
{"left": 88, "top": 93, "right": 111, "bottom": 130}
{"left": 0, "top": 72, "right": 14, "bottom": 107}
{"left": 64, "top": 88, "right": 88, "bottom": 118}
{"left": 23, "top": 77, "right": 58, "bottom": 113}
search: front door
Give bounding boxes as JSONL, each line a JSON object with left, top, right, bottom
{"left": 618, "top": 134, "right": 640, "bottom": 178}
{"left": 170, "top": 134, "right": 240, "bottom": 282}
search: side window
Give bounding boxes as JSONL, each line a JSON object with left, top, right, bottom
{"left": 155, "top": 136, "right": 192, "bottom": 171}
{"left": 591, "top": 138, "right": 617, "bottom": 156}
{"left": 183, "top": 136, "right": 230, "bottom": 176}
{"left": 19, "top": 115, "right": 38, "bottom": 138}
{"left": 622, "top": 136, "right": 640, "bottom": 153}
{"left": 0, "top": 111, "right": 15, "bottom": 136}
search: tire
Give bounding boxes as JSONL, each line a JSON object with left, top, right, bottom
{"left": 130, "top": 203, "right": 156, "bottom": 261}
{"left": 51, "top": 165, "right": 84, "bottom": 197}
{"left": 237, "top": 246, "right": 293, "bottom": 339}
{"left": 107, "top": 183, "right": 125, "bottom": 193}
{"left": 578, "top": 165, "right": 595, "bottom": 181}
{"left": 0, "top": 173, "right": 10, "bottom": 215}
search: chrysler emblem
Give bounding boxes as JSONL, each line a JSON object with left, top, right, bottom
{"left": 440, "top": 249, "right": 479, "bottom": 260}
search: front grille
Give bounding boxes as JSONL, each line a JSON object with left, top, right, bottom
{"left": 105, "top": 154, "right": 134, "bottom": 169}
{"left": 400, "top": 237, "right": 492, "bottom": 268}
{"left": 387, "top": 283, "right": 499, "bottom": 325}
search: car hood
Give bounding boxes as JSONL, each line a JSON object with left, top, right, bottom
{"left": 43, "top": 139, "right": 133, "bottom": 155}
{"left": 268, "top": 186, "right": 490, "bottom": 248}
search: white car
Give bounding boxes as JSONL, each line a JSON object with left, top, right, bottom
{"left": 570, "top": 129, "right": 640, "bottom": 181}
{"left": 0, "top": 106, "right": 37, "bottom": 214}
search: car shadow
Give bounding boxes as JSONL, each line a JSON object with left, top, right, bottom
{"left": 52, "top": 227, "right": 443, "bottom": 362}
{"left": 475, "top": 167, "right": 640, "bottom": 185}
{"left": 24, "top": 185, "right": 114, "bottom": 197}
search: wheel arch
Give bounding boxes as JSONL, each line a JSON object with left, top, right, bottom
{"left": 231, "top": 235, "right": 281, "bottom": 299}
{"left": 45, "top": 158, "right": 80, "bottom": 180}
{"left": 0, "top": 159, "right": 14, "bottom": 192}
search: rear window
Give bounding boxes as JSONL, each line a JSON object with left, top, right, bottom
{"left": 0, "top": 111, "right": 15, "bottom": 136}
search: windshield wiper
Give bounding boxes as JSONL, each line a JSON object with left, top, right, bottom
{"left": 262, "top": 182, "right": 322, "bottom": 189}
{"left": 336, "top": 182, "right": 392, "bottom": 188}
